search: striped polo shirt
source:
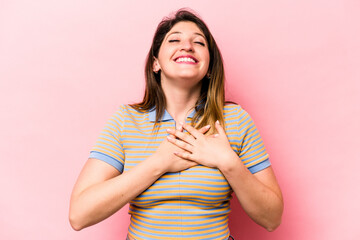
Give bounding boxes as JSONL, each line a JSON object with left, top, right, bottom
{"left": 89, "top": 104, "right": 270, "bottom": 240}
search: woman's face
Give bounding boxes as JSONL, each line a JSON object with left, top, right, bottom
{"left": 154, "top": 21, "right": 210, "bottom": 88}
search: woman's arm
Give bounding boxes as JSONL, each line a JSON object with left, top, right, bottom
{"left": 218, "top": 159, "right": 283, "bottom": 231}
{"left": 167, "top": 122, "right": 283, "bottom": 231}
{"left": 69, "top": 126, "right": 211, "bottom": 231}
{"left": 69, "top": 156, "right": 165, "bottom": 231}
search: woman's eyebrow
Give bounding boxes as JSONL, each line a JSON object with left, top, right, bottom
{"left": 166, "top": 31, "right": 206, "bottom": 40}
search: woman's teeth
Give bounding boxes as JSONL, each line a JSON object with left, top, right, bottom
{"left": 176, "top": 57, "right": 196, "bottom": 63}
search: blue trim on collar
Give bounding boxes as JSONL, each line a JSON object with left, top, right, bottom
{"left": 148, "top": 107, "right": 196, "bottom": 122}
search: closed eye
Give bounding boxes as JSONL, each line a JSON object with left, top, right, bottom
{"left": 195, "top": 42, "right": 205, "bottom": 46}
{"left": 169, "top": 39, "right": 180, "bottom": 43}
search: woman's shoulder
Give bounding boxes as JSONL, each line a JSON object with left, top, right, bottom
{"left": 223, "top": 102, "right": 253, "bottom": 120}
{"left": 223, "top": 102, "right": 243, "bottom": 114}
{"left": 115, "top": 104, "right": 150, "bottom": 118}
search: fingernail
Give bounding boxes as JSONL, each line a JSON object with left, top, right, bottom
{"left": 177, "top": 125, "right": 182, "bottom": 131}
{"left": 216, "top": 120, "right": 220, "bottom": 125}
{"left": 205, "top": 124, "right": 211, "bottom": 129}
{"left": 214, "top": 134, "right": 219, "bottom": 137}
{"left": 167, "top": 136, "right": 172, "bottom": 140}
{"left": 179, "top": 122, "right": 184, "bottom": 126}
{"left": 167, "top": 128, "right": 171, "bottom": 132}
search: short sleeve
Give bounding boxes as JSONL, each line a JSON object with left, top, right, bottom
{"left": 89, "top": 106, "right": 125, "bottom": 173}
{"left": 236, "top": 107, "right": 271, "bottom": 174}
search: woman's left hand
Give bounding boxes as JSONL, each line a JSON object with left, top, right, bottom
{"left": 166, "top": 121, "right": 238, "bottom": 169}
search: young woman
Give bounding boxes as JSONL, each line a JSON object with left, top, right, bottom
{"left": 69, "top": 9, "right": 283, "bottom": 240}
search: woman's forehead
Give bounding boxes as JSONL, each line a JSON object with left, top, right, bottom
{"left": 167, "top": 21, "right": 205, "bottom": 38}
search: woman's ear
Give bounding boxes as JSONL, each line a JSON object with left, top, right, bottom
{"left": 206, "top": 72, "right": 211, "bottom": 79}
{"left": 153, "top": 57, "right": 161, "bottom": 73}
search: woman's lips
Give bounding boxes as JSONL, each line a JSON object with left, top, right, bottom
{"left": 174, "top": 55, "right": 198, "bottom": 64}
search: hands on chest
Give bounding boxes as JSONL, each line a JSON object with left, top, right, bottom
{"left": 165, "top": 121, "right": 239, "bottom": 171}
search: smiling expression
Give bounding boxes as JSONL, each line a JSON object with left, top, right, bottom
{"left": 153, "top": 21, "right": 210, "bottom": 87}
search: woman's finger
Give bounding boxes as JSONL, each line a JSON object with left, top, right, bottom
{"left": 167, "top": 135, "right": 194, "bottom": 152}
{"left": 174, "top": 151, "right": 195, "bottom": 161}
{"left": 167, "top": 128, "right": 196, "bottom": 145}
{"left": 214, "top": 120, "right": 226, "bottom": 136}
{"left": 176, "top": 123, "right": 183, "bottom": 131}
{"left": 198, "top": 124, "right": 211, "bottom": 134}
{"left": 182, "top": 123, "right": 204, "bottom": 139}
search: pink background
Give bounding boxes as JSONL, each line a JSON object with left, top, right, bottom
{"left": 1, "top": 1, "right": 359, "bottom": 239}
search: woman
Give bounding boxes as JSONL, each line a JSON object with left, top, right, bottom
{"left": 69, "top": 9, "right": 283, "bottom": 239}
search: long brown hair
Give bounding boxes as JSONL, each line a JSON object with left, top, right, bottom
{"left": 131, "top": 9, "right": 226, "bottom": 133}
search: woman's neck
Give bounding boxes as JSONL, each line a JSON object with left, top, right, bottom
{"left": 162, "top": 82, "right": 201, "bottom": 124}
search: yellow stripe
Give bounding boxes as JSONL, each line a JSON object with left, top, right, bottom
{"left": 132, "top": 213, "right": 228, "bottom": 225}
{"left": 97, "top": 135, "right": 121, "bottom": 146}
{"left": 129, "top": 221, "right": 228, "bottom": 237}
{"left": 128, "top": 225, "right": 181, "bottom": 239}
{"left": 181, "top": 169, "right": 222, "bottom": 174}
{"left": 132, "top": 196, "right": 229, "bottom": 205}
{"left": 242, "top": 126, "right": 260, "bottom": 142}
{"left": 130, "top": 207, "right": 229, "bottom": 216}
{"left": 105, "top": 121, "right": 121, "bottom": 135}
{"left": 225, "top": 113, "right": 244, "bottom": 122}
{"left": 136, "top": 179, "right": 229, "bottom": 186}
{"left": 95, "top": 138, "right": 122, "bottom": 151}
{"left": 242, "top": 141, "right": 265, "bottom": 157}
{"left": 91, "top": 147, "right": 124, "bottom": 161}
{"left": 242, "top": 150, "right": 268, "bottom": 165}
{"left": 136, "top": 195, "right": 228, "bottom": 201}
{"left": 138, "top": 189, "right": 228, "bottom": 196}
{"left": 132, "top": 199, "right": 231, "bottom": 207}
{"left": 244, "top": 155, "right": 269, "bottom": 168}
{"left": 180, "top": 175, "right": 226, "bottom": 180}
{"left": 132, "top": 203, "right": 229, "bottom": 210}
{"left": 92, "top": 146, "right": 123, "bottom": 158}
{"left": 129, "top": 211, "right": 210, "bottom": 220}
{"left": 149, "top": 185, "right": 230, "bottom": 191}
{"left": 122, "top": 137, "right": 163, "bottom": 142}
{"left": 225, "top": 125, "right": 240, "bottom": 132}
{"left": 131, "top": 216, "right": 227, "bottom": 231}
{"left": 125, "top": 149, "right": 156, "bottom": 153}
{"left": 237, "top": 118, "right": 253, "bottom": 133}
{"left": 241, "top": 134, "right": 262, "bottom": 148}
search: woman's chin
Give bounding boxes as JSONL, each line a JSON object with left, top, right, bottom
{"left": 175, "top": 73, "right": 205, "bottom": 82}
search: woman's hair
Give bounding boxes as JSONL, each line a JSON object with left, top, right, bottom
{"left": 131, "top": 8, "right": 226, "bottom": 133}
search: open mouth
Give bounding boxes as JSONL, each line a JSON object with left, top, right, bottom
{"left": 174, "top": 55, "right": 198, "bottom": 63}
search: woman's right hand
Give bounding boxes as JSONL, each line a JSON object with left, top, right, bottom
{"left": 150, "top": 124, "right": 211, "bottom": 173}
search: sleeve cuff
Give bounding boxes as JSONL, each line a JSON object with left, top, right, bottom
{"left": 89, "top": 151, "right": 124, "bottom": 173}
{"left": 247, "top": 158, "right": 271, "bottom": 174}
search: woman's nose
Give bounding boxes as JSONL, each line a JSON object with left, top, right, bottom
{"left": 180, "top": 40, "right": 194, "bottom": 52}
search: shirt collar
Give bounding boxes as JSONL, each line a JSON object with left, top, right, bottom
{"left": 148, "top": 107, "right": 196, "bottom": 122}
